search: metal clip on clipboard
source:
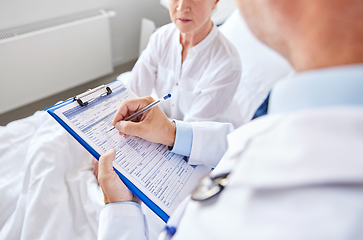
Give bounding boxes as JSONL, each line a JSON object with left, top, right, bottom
{"left": 74, "top": 85, "right": 112, "bottom": 106}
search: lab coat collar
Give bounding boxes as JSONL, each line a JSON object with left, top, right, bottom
{"left": 268, "top": 63, "right": 363, "bottom": 114}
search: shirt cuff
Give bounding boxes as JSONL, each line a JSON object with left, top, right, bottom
{"left": 98, "top": 201, "right": 147, "bottom": 240}
{"left": 103, "top": 201, "right": 141, "bottom": 210}
{"left": 169, "top": 120, "right": 193, "bottom": 157}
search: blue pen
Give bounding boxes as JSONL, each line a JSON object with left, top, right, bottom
{"left": 106, "top": 93, "right": 172, "bottom": 133}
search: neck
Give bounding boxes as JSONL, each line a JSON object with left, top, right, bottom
{"left": 289, "top": 25, "right": 363, "bottom": 71}
{"left": 286, "top": 1, "right": 363, "bottom": 72}
{"left": 180, "top": 20, "right": 213, "bottom": 49}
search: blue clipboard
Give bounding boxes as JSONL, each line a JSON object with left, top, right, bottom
{"left": 45, "top": 81, "right": 170, "bottom": 222}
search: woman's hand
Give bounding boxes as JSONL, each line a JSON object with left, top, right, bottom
{"left": 97, "top": 149, "right": 140, "bottom": 204}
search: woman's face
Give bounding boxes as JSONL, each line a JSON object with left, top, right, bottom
{"left": 169, "top": 0, "right": 218, "bottom": 35}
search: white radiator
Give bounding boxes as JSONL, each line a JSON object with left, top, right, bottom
{"left": 0, "top": 9, "right": 115, "bottom": 114}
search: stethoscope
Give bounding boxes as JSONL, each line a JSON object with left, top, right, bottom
{"left": 191, "top": 172, "right": 230, "bottom": 201}
{"left": 161, "top": 171, "right": 230, "bottom": 239}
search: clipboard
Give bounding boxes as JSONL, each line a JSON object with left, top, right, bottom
{"left": 45, "top": 80, "right": 210, "bottom": 222}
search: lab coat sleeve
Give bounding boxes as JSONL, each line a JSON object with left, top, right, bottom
{"left": 188, "top": 121, "right": 235, "bottom": 168}
{"left": 98, "top": 202, "right": 149, "bottom": 240}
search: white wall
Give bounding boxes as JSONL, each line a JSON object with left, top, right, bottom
{"left": 0, "top": 0, "right": 171, "bottom": 66}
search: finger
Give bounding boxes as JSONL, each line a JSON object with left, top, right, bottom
{"left": 115, "top": 121, "right": 148, "bottom": 138}
{"left": 93, "top": 158, "right": 99, "bottom": 178}
{"left": 118, "top": 132, "right": 130, "bottom": 138}
{"left": 112, "top": 97, "right": 153, "bottom": 126}
{"left": 98, "top": 149, "right": 117, "bottom": 182}
{"left": 112, "top": 102, "right": 132, "bottom": 126}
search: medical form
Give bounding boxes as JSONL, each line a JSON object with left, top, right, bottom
{"left": 46, "top": 80, "right": 210, "bottom": 222}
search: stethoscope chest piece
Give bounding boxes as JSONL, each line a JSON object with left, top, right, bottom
{"left": 191, "top": 172, "right": 229, "bottom": 201}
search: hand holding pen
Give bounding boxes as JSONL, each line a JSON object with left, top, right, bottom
{"left": 107, "top": 95, "right": 176, "bottom": 147}
{"left": 107, "top": 94, "right": 172, "bottom": 133}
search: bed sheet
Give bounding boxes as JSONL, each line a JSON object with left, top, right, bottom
{"left": 0, "top": 111, "right": 166, "bottom": 240}
{"left": 0, "top": 111, "right": 104, "bottom": 240}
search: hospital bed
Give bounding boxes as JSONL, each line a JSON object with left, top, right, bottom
{"left": 0, "top": 8, "right": 293, "bottom": 240}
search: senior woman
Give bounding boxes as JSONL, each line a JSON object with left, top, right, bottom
{"left": 126, "top": 0, "right": 241, "bottom": 123}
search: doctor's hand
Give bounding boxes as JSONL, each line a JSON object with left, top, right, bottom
{"left": 112, "top": 96, "right": 176, "bottom": 147}
{"left": 98, "top": 149, "right": 140, "bottom": 204}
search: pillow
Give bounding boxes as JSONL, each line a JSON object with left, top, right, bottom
{"left": 211, "top": 0, "right": 237, "bottom": 25}
{"left": 217, "top": 10, "right": 294, "bottom": 127}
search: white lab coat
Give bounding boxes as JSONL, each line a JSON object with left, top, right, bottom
{"left": 172, "top": 107, "right": 363, "bottom": 240}
{"left": 188, "top": 121, "right": 234, "bottom": 167}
